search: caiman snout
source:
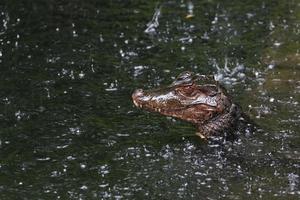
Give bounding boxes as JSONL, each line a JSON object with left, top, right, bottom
{"left": 132, "top": 89, "right": 144, "bottom": 107}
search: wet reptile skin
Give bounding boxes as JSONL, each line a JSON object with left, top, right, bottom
{"left": 132, "top": 71, "right": 242, "bottom": 139}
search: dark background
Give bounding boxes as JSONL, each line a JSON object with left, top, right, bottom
{"left": 0, "top": 1, "right": 299, "bottom": 199}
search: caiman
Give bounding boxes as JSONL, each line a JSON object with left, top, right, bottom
{"left": 132, "top": 71, "right": 244, "bottom": 139}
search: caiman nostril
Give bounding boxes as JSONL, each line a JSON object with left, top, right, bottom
{"left": 132, "top": 89, "right": 144, "bottom": 98}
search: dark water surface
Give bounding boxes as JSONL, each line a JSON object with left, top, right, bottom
{"left": 1, "top": 0, "right": 299, "bottom": 199}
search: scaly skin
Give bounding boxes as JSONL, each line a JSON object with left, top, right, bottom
{"left": 132, "top": 71, "right": 242, "bottom": 138}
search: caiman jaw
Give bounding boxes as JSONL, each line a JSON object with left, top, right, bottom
{"left": 132, "top": 89, "right": 146, "bottom": 108}
{"left": 132, "top": 94, "right": 164, "bottom": 113}
{"left": 132, "top": 88, "right": 218, "bottom": 124}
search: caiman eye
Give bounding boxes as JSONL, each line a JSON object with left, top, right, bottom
{"left": 171, "top": 71, "right": 195, "bottom": 86}
{"left": 177, "top": 71, "right": 193, "bottom": 80}
{"left": 176, "top": 86, "right": 198, "bottom": 98}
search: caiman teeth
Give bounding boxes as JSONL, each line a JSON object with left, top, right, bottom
{"left": 133, "top": 100, "right": 143, "bottom": 108}
{"left": 133, "top": 100, "right": 138, "bottom": 107}
{"left": 154, "top": 108, "right": 161, "bottom": 112}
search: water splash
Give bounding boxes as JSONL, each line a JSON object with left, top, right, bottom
{"left": 144, "top": 5, "right": 161, "bottom": 34}
{"left": 288, "top": 173, "right": 299, "bottom": 192}
{"left": 211, "top": 57, "right": 246, "bottom": 85}
{"left": 1, "top": 12, "right": 9, "bottom": 34}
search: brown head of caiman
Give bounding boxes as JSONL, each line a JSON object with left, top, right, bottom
{"left": 132, "top": 71, "right": 241, "bottom": 139}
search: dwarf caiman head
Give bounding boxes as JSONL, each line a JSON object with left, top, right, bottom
{"left": 132, "top": 71, "right": 240, "bottom": 138}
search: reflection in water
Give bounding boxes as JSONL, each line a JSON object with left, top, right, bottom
{"left": 0, "top": 0, "right": 299, "bottom": 199}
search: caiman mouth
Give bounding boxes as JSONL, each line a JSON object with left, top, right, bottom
{"left": 132, "top": 96, "right": 168, "bottom": 113}
{"left": 132, "top": 88, "right": 219, "bottom": 125}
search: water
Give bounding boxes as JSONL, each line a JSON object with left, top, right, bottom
{"left": 0, "top": 0, "right": 299, "bottom": 199}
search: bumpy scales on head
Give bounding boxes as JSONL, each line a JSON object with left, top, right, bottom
{"left": 132, "top": 71, "right": 241, "bottom": 139}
